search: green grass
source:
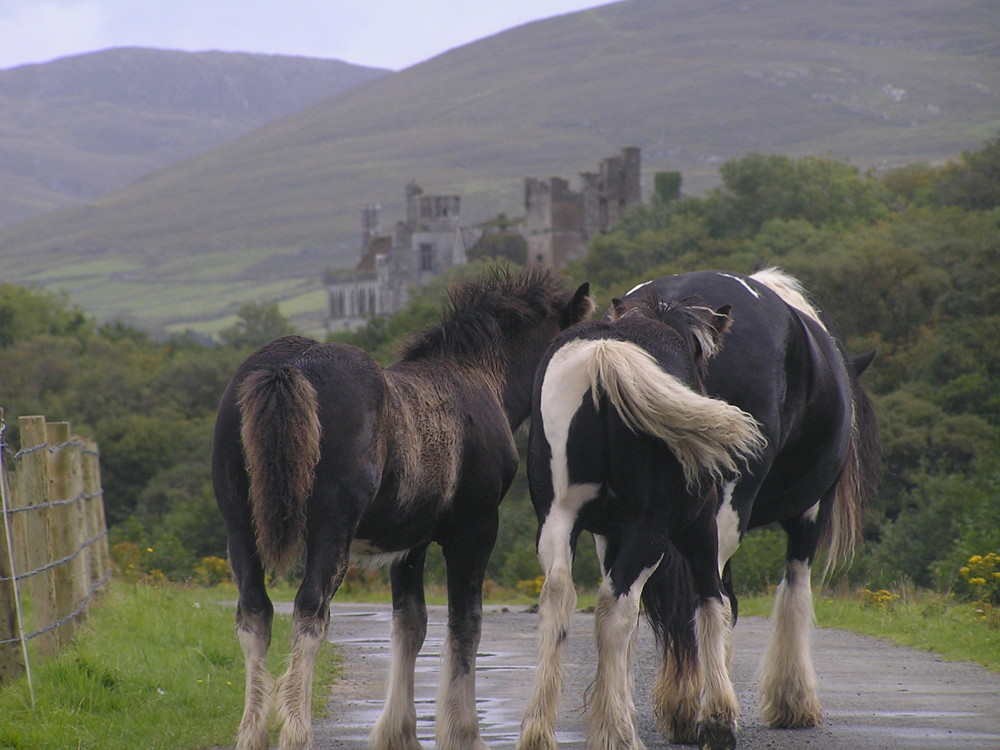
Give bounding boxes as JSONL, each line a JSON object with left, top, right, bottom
{"left": 0, "top": 581, "right": 339, "bottom": 750}
{"left": 739, "top": 589, "right": 1000, "bottom": 672}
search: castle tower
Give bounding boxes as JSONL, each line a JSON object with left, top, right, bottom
{"left": 361, "top": 204, "right": 381, "bottom": 255}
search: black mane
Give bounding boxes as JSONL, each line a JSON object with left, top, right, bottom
{"left": 400, "top": 265, "right": 568, "bottom": 362}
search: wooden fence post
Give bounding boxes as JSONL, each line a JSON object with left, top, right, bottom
{"left": 16, "top": 416, "right": 59, "bottom": 657}
{"left": 45, "top": 421, "right": 85, "bottom": 649}
{"left": 81, "top": 440, "right": 109, "bottom": 587}
{"left": 0, "top": 408, "right": 26, "bottom": 685}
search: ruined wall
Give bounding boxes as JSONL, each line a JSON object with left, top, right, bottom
{"left": 523, "top": 147, "right": 641, "bottom": 268}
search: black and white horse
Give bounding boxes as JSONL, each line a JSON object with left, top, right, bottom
{"left": 518, "top": 269, "right": 879, "bottom": 750}
{"left": 212, "top": 266, "right": 592, "bottom": 750}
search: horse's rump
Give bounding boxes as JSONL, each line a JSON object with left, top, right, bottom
{"left": 750, "top": 267, "right": 879, "bottom": 572}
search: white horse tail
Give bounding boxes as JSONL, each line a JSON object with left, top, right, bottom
{"left": 750, "top": 267, "right": 826, "bottom": 330}
{"left": 582, "top": 339, "right": 765, "bottom": 488}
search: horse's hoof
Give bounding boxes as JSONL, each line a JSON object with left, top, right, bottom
{"left": 663, "top": 713, "right": 699, "bottom": 745}
{"left": 697, "top": 718, "right": 736, "bottom": 750}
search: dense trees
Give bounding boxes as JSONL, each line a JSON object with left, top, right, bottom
{"left": 0, "top": 301, "right": 254, "bottom": 572}
{"left": 1, "top": 136, "right": 996, "bottom": 595}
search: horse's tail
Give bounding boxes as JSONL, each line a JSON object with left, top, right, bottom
{"left": 822, "top": 354, "right": 881, "bottom": 577}
{"left": 750, "top": 267, "right": 826, "bottom": 330}
{"left": 237, "top": 364, "right": 322, "bottom": 573}
{"left": 583, "top": 339, "right": 765, "bottom": 487}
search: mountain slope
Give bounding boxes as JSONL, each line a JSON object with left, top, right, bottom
{"left": 0, "top": 47, "right": 388, "bottom": 225}
{"left": 0, "top": 0, "right": 996, "bottom": 335}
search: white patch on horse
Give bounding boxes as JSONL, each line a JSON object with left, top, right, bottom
{"left": 802, "top": 501, "right": 820, "bottom": 523}
{"left": 537, "top": 485, "right": 599, "bottom": 573}
{"left": 716, "top": 480, "right": 741, "bottom": 576}
{"left": 626, "top": 279, "right": 653, "bottom": 296}
{"left": 718, "top": 272, "right": 761, "bottom": 299}
{"left": 593, "top": 533, "right": 609, "bottom": 576}
{"left": 350, "top": 543, "right": 411, "bottom": 569}
{"left": 540, "top": 339, "right": 605, "bottom": 506}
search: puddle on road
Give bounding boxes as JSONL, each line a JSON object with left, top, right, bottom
{"left": 323, "top": 607, "right": 580, "bottom": 747}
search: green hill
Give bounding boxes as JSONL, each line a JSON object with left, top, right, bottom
{"left": 0, "top": 47, "right": 388, "bottom": 226}
{"left": 0, "top": 0, "right": 996, "bottom": 336}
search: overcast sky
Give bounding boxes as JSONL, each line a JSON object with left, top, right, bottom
{"left": 0, "top": 0, "right": 611, "bottom": 71}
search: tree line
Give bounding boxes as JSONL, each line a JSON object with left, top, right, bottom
{"left": 1, "top": 135, "right": 997, "bottom": 601}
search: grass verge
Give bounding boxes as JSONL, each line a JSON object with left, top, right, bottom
{"left": 0, "top": 581, "right": 339, "bottom": 750}
{"left": 739, "top": 588, "right": 1000, "bottom": 672}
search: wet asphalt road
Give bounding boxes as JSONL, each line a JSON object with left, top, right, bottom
{"left": 280, "top": 601, "right": 1000, "bottom": 750}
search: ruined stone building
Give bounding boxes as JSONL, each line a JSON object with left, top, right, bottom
{"left": 325, "top": 148, "right": 641, "bottom": 329}
{"left": 522, "top": 147, "right": 641, "bottom": 267}
{"left": 325, "top": 182, "right": 472, "bottom": 330}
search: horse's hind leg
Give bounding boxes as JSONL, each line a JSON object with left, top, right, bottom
{"left": 589, "top": 537, "right": 661, "bottom": 750}
{"left": 275, "top": 554, "right": 341, "bottom": 750}
{"left": 370, "top": 546, "right": 429, "bottom": 750}
{"left": 275, "top": 484, "right": 359, "bottom": 750}
{"left": 232, "top": 550, "right": 274, "bottom": 750}
{"left": 218, "top": 493, "right": 275, "bottom": 750}
{"left": 436, "top": 507, "right": 501, "bottom": 750}
{"left": 645, "top": 557, "right": 700, "bottom": 744}
{"left": 759, "top": 504, "right": 824, "bottom": 728}
{"left": 651, "top": 634, "right": 701, "bottom": 745}
{"left": 518, "top": 502, "right": 587, "bottom": 750}
{"left": 670, "top": 519, "right": 739, "bottom": 750}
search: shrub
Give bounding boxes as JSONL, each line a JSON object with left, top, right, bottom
{"left": 959, "top": 553, "right": 1000, "bottom": 606}
{"left": 195, "top": 556, "right": 231, "bottom": 587}
{"left": 859, "top": 588, "right": 900, "bottom": 609}
{"left": 517, "top": 576, "right": 546, "bottom": 598}
{"left": 730, "top": 527, "right": 786, "bottom": 594}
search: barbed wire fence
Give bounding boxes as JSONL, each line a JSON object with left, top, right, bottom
{"left": 0, "top": 410, "right": 111, "bottom": 703}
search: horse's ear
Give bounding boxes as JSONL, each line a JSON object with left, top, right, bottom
{"left": 851, "top": 349, "right": 877, "bottom": 377}
{"left": 609, "top": 297, "right": 627, "bottom": 321}
{"left": 563, "top": 282, "right": 594, "bottom": 327}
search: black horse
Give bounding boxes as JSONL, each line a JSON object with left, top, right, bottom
{"left": 518, "top": 269, "right": 879, "bottom": 750}
{"left": 212, "top": 266, "right": 592, "bottom": 750}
